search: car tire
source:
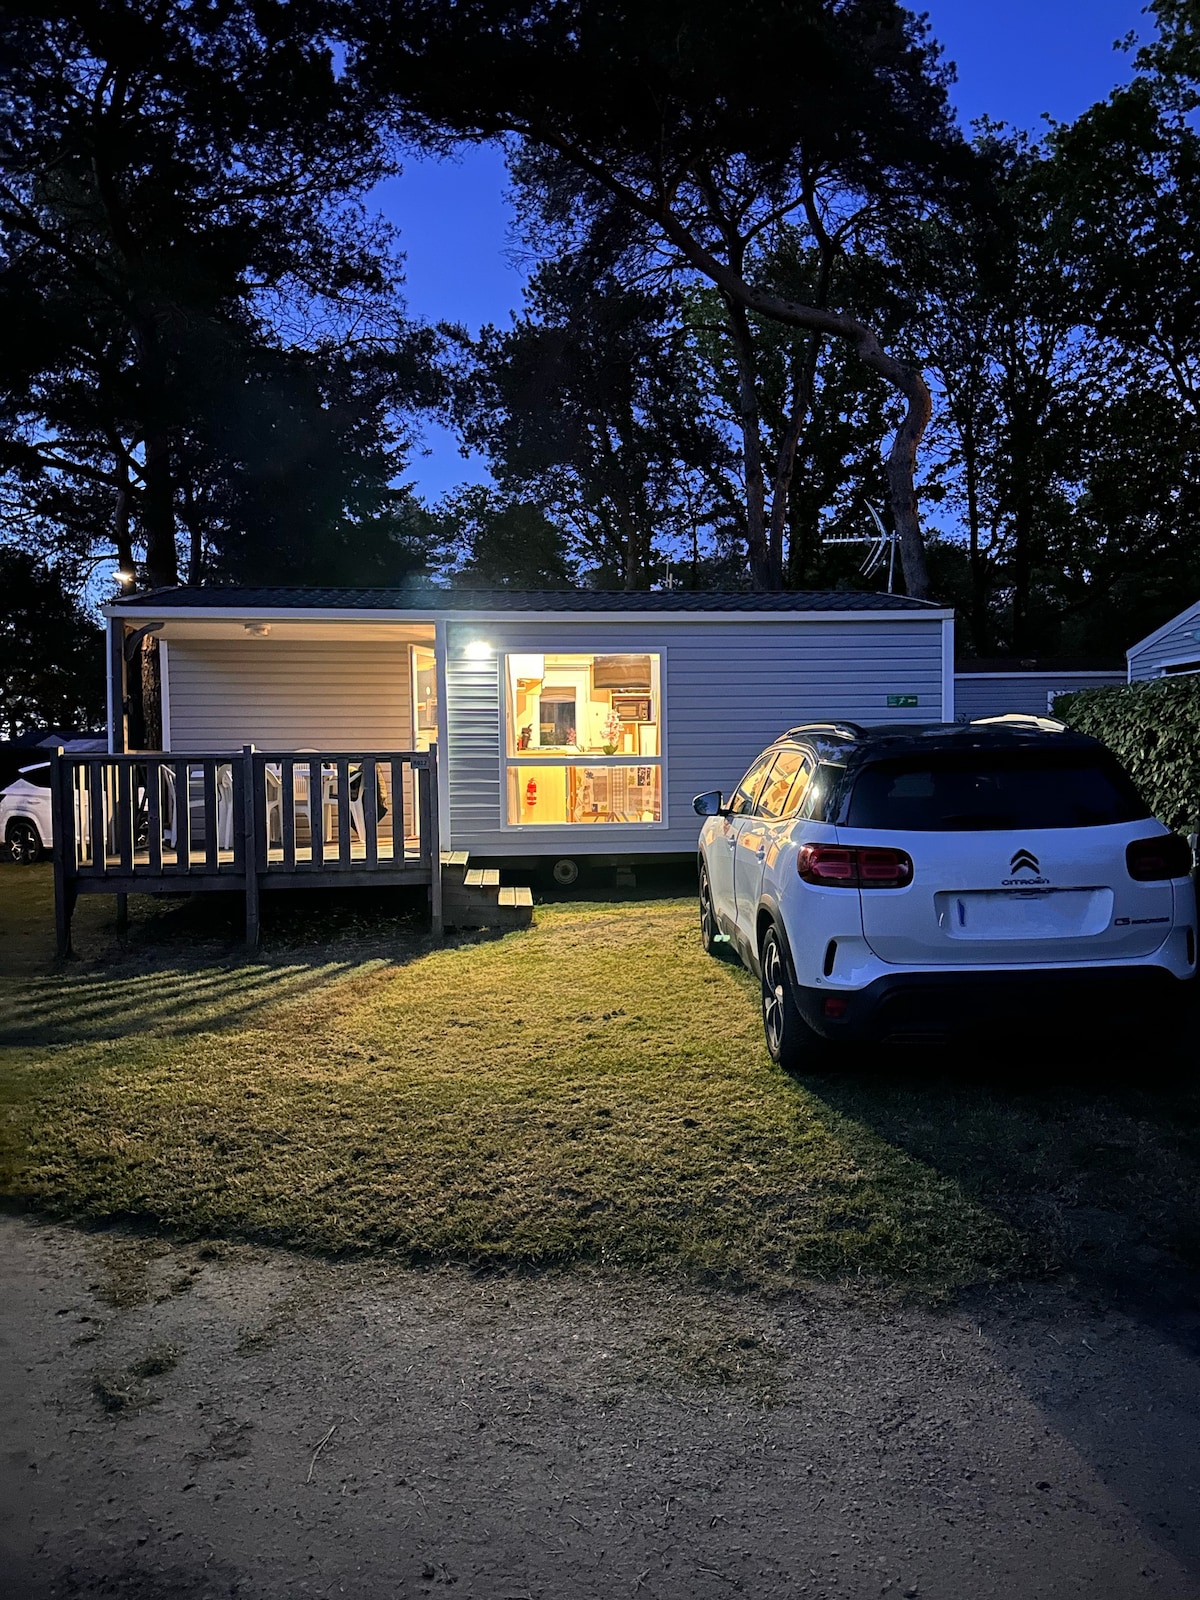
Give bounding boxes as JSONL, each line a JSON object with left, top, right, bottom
{"left": 699, "top": 861, "right": 736, "bottom": 961}
{"left": 6, "top": 818, "right": 44, "bottom": 865}
{"left": 760, "top": 923, "right": 832, "bottom": 1071}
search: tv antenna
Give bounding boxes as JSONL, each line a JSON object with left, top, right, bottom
{"left": 822, "top": 502, "right": 897, "bottom": 592}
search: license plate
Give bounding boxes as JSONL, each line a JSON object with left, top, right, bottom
{"left": 935, "top": 888, "right": 1113, "bottom": 940}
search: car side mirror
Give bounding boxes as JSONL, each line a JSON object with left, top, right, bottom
{"left": 692, "top": 790, "right": 724, "bottom": 817}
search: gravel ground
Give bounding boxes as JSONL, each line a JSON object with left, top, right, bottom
{"left": 2, "top": 1214, "right": 1198, "bottom": 1600}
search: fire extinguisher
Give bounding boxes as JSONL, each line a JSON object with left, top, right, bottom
{"left": 526, "top": 779, "right": 538, "bottom": 810}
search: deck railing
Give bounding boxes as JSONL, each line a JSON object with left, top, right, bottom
{"left": 51, "top": 746, "right": 441, "bottom": 953}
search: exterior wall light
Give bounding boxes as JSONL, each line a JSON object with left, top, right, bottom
{"left": 464, "top": 640, "right": 493, "bottom": 660}
{"left": 244, "top": 622, "right": 272, "bottom": 638}
{"left": 114, "top": 570, "right": 135, "bottom": 586}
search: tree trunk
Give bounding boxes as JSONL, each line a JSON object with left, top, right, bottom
{"left": 131, "top": 312, "right": 178, "bottom": 589}
{"left": 649, "top": 208, "right": 933, "bottom": 598}
{"left": 113, "top": 478, "right": 135, "bottom": 577}
{"left": 124, "top": 634, "right": 162, "bottom": 751}
{"left": 1011, "top": 496, "right": 1033, "bottom": 654}
{"left": 722, "top": 295, "right": 773, "bottom": 589}
{"left": 962, "top": 414, "right": 990, "bottom": 653}
{"left": 183, "top": 479, "right": 205, "bottom": 585}
{"left": 141, "top": 428, "right": 177, "bottom": 589}
{"left": 139, "top": 636, "right": 163, "bottom": 751}
{"left": 883, "top": 368, "right": 932, "bottom": 601}
{"left": 767, "top": 335, "right": 821, "bottom": 584}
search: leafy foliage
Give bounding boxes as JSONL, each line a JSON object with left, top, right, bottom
{"left": 452, "top": 267, "right": 739, "bottom": 587}
{"left": 428, "top": 487, "right": 575, "bottom": 589}
{"left": 350, "top": 0, "right": 966, "bottom": 595}
{"left": 1056, "top": 677, "right": 1200, "bottom": 832}
{"left": 0, "top": 550, "right": 104, "bottom": 737}
{"left": 0, "top": 0, "right": 439, "bottom": 589}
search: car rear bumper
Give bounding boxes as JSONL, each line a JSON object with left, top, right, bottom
{"left": 794, "top": 965, "right": 1194, "bottom": 1043}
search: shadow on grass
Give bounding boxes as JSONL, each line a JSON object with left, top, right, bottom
{"left": 797, "top": 1017, "right": 1200, "bottom": 1330}
{"left": 0, "top": 882, "right": 444, "bottom": 1045}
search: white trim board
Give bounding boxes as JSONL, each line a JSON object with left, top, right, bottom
{"left": 940, "top": 617, "right": 955, "bottom": 721}
{"left": 1149, "top": 650, "right": 1200, "bottom": 675}
{"left": 1126, "top": 598, "right": 1200, "bottom": 662}
{"left": 954, "top": 670, "right": 1122, "bottom": 680}
{"left": 105, "top": 617, "right": 117, "bottom": 755}
{"left": 159, "top": 640, "right": 172, "bottom": 751}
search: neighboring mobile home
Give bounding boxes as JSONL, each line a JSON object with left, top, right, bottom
{"left": 954, "top": 659, "right": 1125, "bottom": 721}
{"left": 1127, "top": 598, "right": 1200, "bottom": 682}
{"left": 104, "top": 586, "right": 952, "bottom": 865}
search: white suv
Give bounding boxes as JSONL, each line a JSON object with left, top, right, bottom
{"left": 694, "top": 719, "right": 1197, "bottom": 1065}
{"left": 1, "top": 763, "right": 52, "bottom": 863}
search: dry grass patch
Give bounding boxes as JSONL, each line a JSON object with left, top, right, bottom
{"left": 5, "top": 868, "right": 1197, "bottom": 1300}
{"left": 0, "top": 878, "right": 1024, "bottom": 1292}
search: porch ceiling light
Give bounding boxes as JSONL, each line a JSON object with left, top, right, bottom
{"left": 464, "top": 639, "right": 493, "bottom": 659}
{"left": 244, "top": 621, "right": 271, "bottom": 638}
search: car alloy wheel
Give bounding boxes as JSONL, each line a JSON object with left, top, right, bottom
{"left": 761, "top": 930, "right": 787, "bottom": 1055}
{"left": 759, "top": 923, "right": 832, "bottom": 1071}
{"left": 698, "top": 863, "right": 732, "bottom": 960}
{"left": 6, "top": 819, "right": 43, "bottom": 865}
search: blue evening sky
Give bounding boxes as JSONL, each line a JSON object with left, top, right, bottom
{"left": 381, "top": 0, "right": 1148, "bottom": 502}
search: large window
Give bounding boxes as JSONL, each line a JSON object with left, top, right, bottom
{"left": 505, "top": 652, "right": 663, "bottom": 826}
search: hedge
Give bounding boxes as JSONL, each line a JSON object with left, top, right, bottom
{"left": 1055, "top": 676, "right": 1200, "bottom": 834}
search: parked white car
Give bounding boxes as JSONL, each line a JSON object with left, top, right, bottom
{"left": 1, "top": 763, "right": 53, "bottom": 863}
{"left": 694, "top": 718, "right": 1197, "bottom": 1065}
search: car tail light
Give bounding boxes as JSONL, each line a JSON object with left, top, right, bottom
{"left": 797, "top": 844, "right": 858, "bottom": 885}
{"left": 1126, "top": 833, "right": 1193, "bottom": 882}
{"left": 798, "top": 843, "right": 913, "bottom": 889}
{"left": 857, "top": 847, "right": 914, "bottom": 888}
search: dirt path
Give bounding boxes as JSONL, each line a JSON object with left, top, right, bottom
{"left": 2, "top": 1216, "right": 1198, "bottom": 1599}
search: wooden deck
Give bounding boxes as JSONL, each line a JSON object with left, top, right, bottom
{"left": 51, "top": 748, "right": 441, "bottom": 953}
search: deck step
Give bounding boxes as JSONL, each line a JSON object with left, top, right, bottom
{"left": 464, "top": 868, "right": 500, "bottom": 889}
{"left": 439, "top": 856, "right": 533, "bottom": 932}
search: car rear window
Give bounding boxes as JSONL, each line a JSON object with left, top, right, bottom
{"left": 846, "top": 751, "right": 1152, "bottom": 832}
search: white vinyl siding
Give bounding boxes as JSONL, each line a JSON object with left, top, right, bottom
{"left": 165, "top": 639, "right": 412, "bottom": 752}
{"left": 444, "top": 617, "right": 943, "bottom": 853}
{"left": 954, "top": 672, "right": 1125, "bottom": 720}
{"left": 1128, "top": 600, "right": 1200, "bottom": 681}
{"left": 446, "top": 643, "right": 502, "bottom": 844}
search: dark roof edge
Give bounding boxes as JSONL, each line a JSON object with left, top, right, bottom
{"left": 106, "top": 584, "right": 946, "bottom": 615}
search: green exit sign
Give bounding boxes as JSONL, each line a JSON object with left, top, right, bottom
{"left": 887, "top": 694, "right": 919, "bottom": 708}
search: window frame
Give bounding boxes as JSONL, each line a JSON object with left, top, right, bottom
{"left": 727, "top": 752, "right": 778, "bottom": 817}
{"left": 755, "top": 747, "right": 814, "bottom": 821}
{"left": 500, "top": 647, "right": 668, "bottom": 831}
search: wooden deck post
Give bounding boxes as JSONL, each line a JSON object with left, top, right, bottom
{"left": 419, "top": 745, "right": 444, "bottom": 934}
{"left": 425, "top": 746, "right": 443, "bottom": 939}
{"left": 242, "top": 745, "right": 260, "bottom": 949}
{"left": 49, "top": 747, "right": 74, "bottom": 959}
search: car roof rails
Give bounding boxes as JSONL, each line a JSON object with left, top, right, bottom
{"left": 970, "top": 713, "right": 1068, "bottom": 733}
{"left": 783, "top": 721, "right": 865, "bottom": 742}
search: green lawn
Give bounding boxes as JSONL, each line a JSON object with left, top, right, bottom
{"left": 2, "top": 866, "right": 1198, "bottom": 1299}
